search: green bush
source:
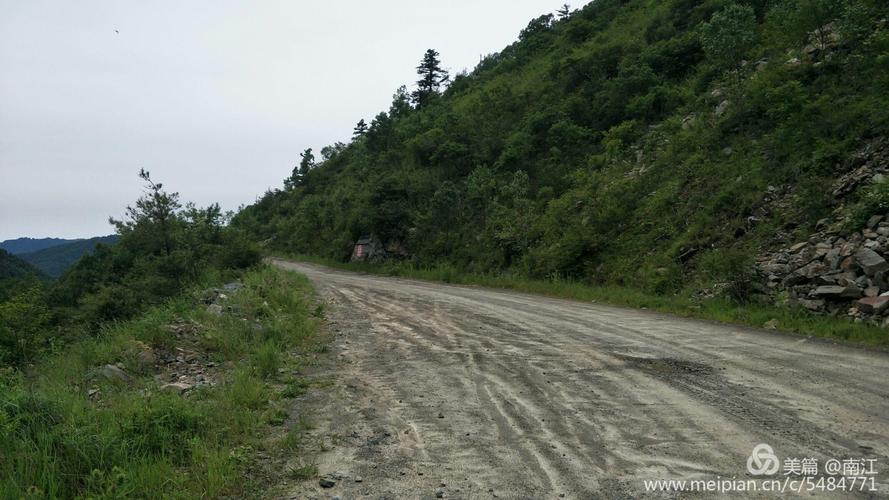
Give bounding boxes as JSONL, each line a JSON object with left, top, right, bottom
{"left": 847, "top": 182, "right": 889, "bottom": 230}
{"left": 698, "top": 248, "right": 757, "bottom": 302}
{"left": 0, "top": 287, "right": 51, "bottom": 365}
{"left": 699, "top": 3, "right": 758, "bottom": 71}
{"left": 46, "top": 170, "right": 261, "bottom": 328}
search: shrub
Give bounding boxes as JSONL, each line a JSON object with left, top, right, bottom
{"left": 699, "top": 3, "right": 758, "bottom": 71}
{"left": 847, "top": 182, "right": 889, "bottom": 230}
{"left": 697, "top": 248, "right": 757, "bottom": 302}
{"left": 0, "top": 287, "right": 51, "bottom": 365}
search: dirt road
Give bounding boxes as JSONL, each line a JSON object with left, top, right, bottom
{"left": 273, "top": 260, "right": 889, "bottom": 499}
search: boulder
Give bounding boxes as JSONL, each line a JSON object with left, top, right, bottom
{"left": 99, "top": 364, "right": 131, "bottom": 383}
{"left": 840, "top": 256, "right": 858, "bottom": 272}
{"left": 824, "top": 248, "right": 841, "bottom": 270}
{"left": 797, "top": 299, "right": 826, "bottom": 312}
{"left": 761, "top": 262, "right": 790, "bottom": 274}
{"left": 136, "top": 348, "right": 156, "bottom": 371}
{"left": 815, "top": 274, "right": 839, "bottom": 285}
{"left": 161, "top": 382, "right": 193, "bottom": 394}
{"left": 855, "top": 248, "right": 889, "bottom": 276}
{"left": 875, "top": 270, "right": 889, "bottom": 289}
{"left": 801, "top": 262, "right": 827, "bottom": 279}
{"left": 782, "top": 272, "right": 809, "bottom": 287}
{"left": 855, "top": 275, "right": 870, "bottom": 288}
{"left": 814, "top": 285, "right": 861, "bottom": 299}
{"left": 856, "top": 296, "right": 889, "bottom": 314}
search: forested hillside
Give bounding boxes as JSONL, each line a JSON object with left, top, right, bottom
{"left": 20, "top": 235, "right": 119, "bottom": 277}
{"left": 235, "top": 0, "right": 888, "bottom": 298}
{"left": 0, "top": 250, "right": 42, "bottom": 280}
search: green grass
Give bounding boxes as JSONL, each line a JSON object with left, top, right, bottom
{"left": 282, "top": 254, "right": 889, "bottom": 347}
{"left": 287, "top": 462, "right": 318, "bottom": 481}
{"left": 0, "top": 265, "right": 327, "bottom": 499}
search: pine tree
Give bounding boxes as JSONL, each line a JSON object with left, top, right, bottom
{"left": 411, "top": 49, "right": 449, "bottom": 109}
{"left": 110, "top": 169, "right": 181, "bottom": 256}
{"left": 353, "top": 119, "right": 368, "bottom": 138}
{"left": 557, "top": 4, "right": 571, "bottom": 19}
{"left": 298, "top": 148, "right": 315, "bottom": 177}
{"left": 389, "top": 86, "right": 412, "bottom": 118}
{"left": 284, "top": 148, "right": 316, "bottom": 189}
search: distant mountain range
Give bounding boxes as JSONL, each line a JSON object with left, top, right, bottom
{"left": 0, "top": 237, "right": 74, "bottom": 255}
{"left": 0, "top": 235, "right": 119, "bottom": 278}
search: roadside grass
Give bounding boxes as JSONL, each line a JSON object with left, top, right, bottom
{"left": 281, "top": 254, "right": 889, "bottom": 348}
{"left": 0, "top": 265, "right": 327, "bottom": 499}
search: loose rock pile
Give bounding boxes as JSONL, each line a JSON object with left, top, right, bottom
{"left": 756, "top": 138, "right": 889, "bottom": 326}
{"left": 758, "top": 215, "right": 889, "bottom": 326}
{"left": 832, "top": 138, "right": 889, "bottom": 199}
{"left": 154, "top": 320, "right": 219, "bottom": 394}
{"left": 89, "top": 281, "right": 246, "bottom": 399}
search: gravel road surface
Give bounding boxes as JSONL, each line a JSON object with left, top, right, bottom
{"left": 273, "top": 260, "right": 889, "bottom": 499}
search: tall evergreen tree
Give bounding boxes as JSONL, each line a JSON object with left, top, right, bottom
{"left": 298, "top": 148, "right": 315, "bottom": 177}
{"left": 284, "top": 148, "right": 316, "bottom": 189}
{"left": 110, "top": 169, "right": 180, "bottom": 256}
{"left": 557, "top": 4, "right": 571, "bottom": 19}
{"left": 353, "top": 119, "right": 368, "bottom": 138}
{"left": 411, "top": 49, "right": 449, "bottom": 108}
{"left": 389, "top": 85, "right": 412, "bottom": 118}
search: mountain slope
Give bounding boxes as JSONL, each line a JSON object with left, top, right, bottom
{"left": 0, "top": 249, "right": 45, "bottom": 301}
{"left": 19, "top": 235, "right": 119, "bottom": 278}
{"left": 0, "top": 249, "right": 43, "bottom": 280}
{"left": 0, "top": 237, "right": 73, "bottom": 255}
{"left": 234, "top": 0, "right": 888, "bottom": 299}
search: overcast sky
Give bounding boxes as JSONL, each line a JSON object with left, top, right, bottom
{"left": 0, "top": 0, "right": 564, "bottom": 241}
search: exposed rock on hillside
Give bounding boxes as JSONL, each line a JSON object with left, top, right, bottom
{"left": 832, "top": 138, "right": 889, "bottom": 199}
{"left": 759, "top": 216, "right": 889, "bottom": 326}
{"left": 754, "top": 137, "right": 889, "bottom": 325}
